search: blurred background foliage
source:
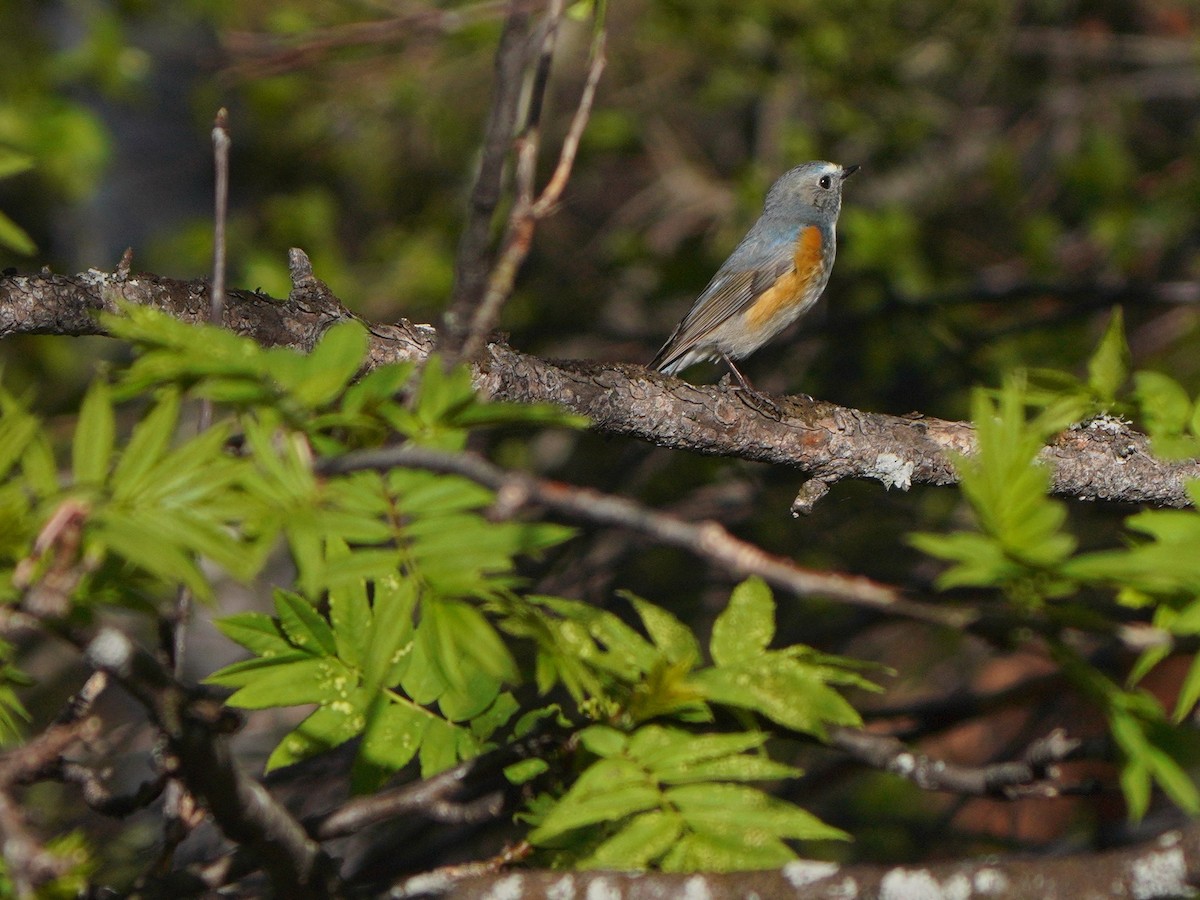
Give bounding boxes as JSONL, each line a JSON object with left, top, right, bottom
{"left": 3, "top": 0, "right": 1200, "bottom": 866}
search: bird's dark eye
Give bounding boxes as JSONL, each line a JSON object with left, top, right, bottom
{"left": 819, "top": 175, "right": 832, "bottom": 189}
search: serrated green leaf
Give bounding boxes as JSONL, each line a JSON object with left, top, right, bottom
{"left": 627, "top": 728, "right": 773, "bottom": 774}
{"left": 505, "top": 758, "right": 550, "bottom": 784}
{"left": 529, "top": 776, "right": 659, "bottom": 844}
{"left": 354, "top": 698, "right": 431, "bottom": 792}
{"left": 451, "top": 401, "right": 588, "bottom": 431}
{"left": 624, "top": 594, "right": 699, "bottom": 667}
{"left": 659, "top": 831, "right": 795, "bottom": 872}
{"left": 711, "top": 577, "right": 775, "bottom": 667}
{"left": 666, "top": 782, "right": 847, "bottom": 841}
{"left": 1120, "top": 758, "right": 1152, "bottom": 821}
{"left": 419, "top": 717, "right": 462, "bottom": 777}
{"left": 325, "top": 540, "right": 370, "bottom": 668}
{"left": 0, "top": 149, "right": 34, "bottom": 180}
{"left": 204, "top": 653, "right": 313, "bottom": 688}
{"left": 0, "top": 209, "right": 35, "bottom": 255}
{"left": 402, "top": 620, "right": 449, "bottom": 706}
{"left": 437, "top": 660, "right": 501, "bottom": 722}
{"left": 1174, "top": 653, "right": 1200, "bottom": 723}
{"left": 580, "top": 810, "right": 683, "bottom": 869}
{"left": 0, "top": 400, "right": 39, "bottom": 482}
{"left": 690, "top": 657, "right": 861, "bottom": 737}
{"left": 274, "top": 590, "right": 337, "bottom": 657}
{"left": 266, "top": 702, "right": 365, "bottom": 772}
{"left": 72, "top": 380, "right": 115, "bottom": 487}
{"left": 1144, "top": 745, "right": 1200, "bottom": 814}
{"left": 469, "top": 691, "right": 519, "bottom": 740}
{"left": 438, "top": 599, "right": 518, "bottom": 684}
{"left": 342, "top": 362, "right": 414, "bottom": 414}
{"left": 212, "top": 612, "right": 293, "bottom": 656}
{"left": 111, "top": 389, "right": 181, "bottom": 494}
{"left": 363, "top": 576, "right": 418, "bottom": 693}
{"left": 1087, "top": 307, "right": 1130, "bottom": 404}
{"left": 92, "top": 514, "right": 210, "bottom": 599}
{"left": 1135, "top": 371, "right": 1193, "bottom": 438}
{"left": 578, "top": 724, "right": 627, "bottom": 757}
{"left": 291, "top": 320, "right": 369, "bottom": 408}
{"left": 224, "top": 656, "right": 354, "bottom": 709}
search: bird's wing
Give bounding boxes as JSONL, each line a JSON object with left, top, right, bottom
{"left": 653, "top": 236, "right": 797, "bottom": 370}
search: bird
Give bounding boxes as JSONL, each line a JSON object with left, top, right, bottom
{"left": 651, "top": 160, "right": 858, "bottom": 390}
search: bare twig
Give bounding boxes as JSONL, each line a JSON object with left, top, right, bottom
{"left": 457, "top": 19, "right": 608, "bottom": 364}
{"left": 442, "top": 3, "right": 535, "bottom": 355}
{"left": 317, "top": 444, "right": 973, "bottom": 628}
{"left": 313, "top": 728, "right": 564, "bottom": 841}
{"left": 223, "top": 0, "right": 522, "bottom": 81}
{"left": 83, "top": 627, "right": 338, "bottom": 897}
{"left": 828, "top": 726, "right": 1090, "bottom": 799}
{"left": 0, "top": 710, "right": 103, "bottom": 898}
{"left": 209, "top": 108, "right": 231, "bottom": 332}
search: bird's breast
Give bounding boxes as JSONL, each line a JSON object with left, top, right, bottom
{"left": 743, "top": 225, "right": 829, "bottom": 330}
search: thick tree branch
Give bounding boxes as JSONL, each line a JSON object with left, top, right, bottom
{"left": 1, "top": 269, "right": 1196, "bottom": 509}
{"left": 440, "top": 826, "right": 1200, "bottom": 898}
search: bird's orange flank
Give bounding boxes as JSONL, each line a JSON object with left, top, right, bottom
{"left": 744, "top": 226, "right": 825, "bottom": 330}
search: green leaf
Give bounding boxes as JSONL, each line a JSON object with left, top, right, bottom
{"left": 1145, "top": 744, "right": 1200, "bottom": 814}
{"left": 625, "top": 593, "right": 699, "bottom": 667}
{"left": 691, "top": 657, "right": 861, "bottom": 737}
{"left": 0, "top": 148, "right": 34, "bottom": 180}
{"left": 224, "top": 656, "right": 354, "bottom": 709}
{"left": 212, "top": 612, "right": 293, "bottom": 657}
{"left": 354, "top": 698, "right": 431, "bottom": 792}
{"left": 666, "top": 782, "right": 847, "bottom": 841}
{"left": 659, "top": 830, "right": 795, "bottom": 872}
{"left": 578, "top": 724, "right": 627, "bottom": 757}
{"left": 266, "top": 702, "right": 365, "bottom": 772}
{"left": 1120, "top": 759, "right": 1152, "bottom": 821}
{"left": 418, "top": 717, "right": 462, "bottom": 777}
{"left": 0, "top": 209, "right": 35, "bottom": 255}
{"left": 1135, "top": 370, "right": 1195, "bottom": 451}
{"left": 711, "top": 577, "right": 775, "bottom": 667}
{"left": 111, "top": 389, "right": 181, "bottom": 495}
{"left": 72, "top": 380, "right": 115, "bottom": 486}
{"left": 437, "top": 600, "right": 519, "bottom": 684}
{"left": 1087, "top": 307, "right": 1130, "bottom": 404}
{"left": 469, "top": 691, "right": 519, "bottom": 740}
{"left": 275, "top": 590, "right": 337, "bottom": 657}
{"left": 528, "top": 764, "right": 659, "bottom": 843}
{"left": 0, "top": 397, "right": 40, "bottom": 481}
{"left": 580, "top": 811, "right": 683, "bottom": 869}
{"left": 291, "top": 320, "right": 369, "bottom": 408}
{"left": 362, "top": 575, "right": 417, "bottom": 694}
{"left": 1174, "top": 653, "right": 1200, "bottom": 723}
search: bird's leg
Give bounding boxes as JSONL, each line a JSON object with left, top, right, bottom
{"left": 718, "top": 351, "right": 784, "bottom": 418}
{"left": 719, "top": 352, "right": 755, "bottom": 391}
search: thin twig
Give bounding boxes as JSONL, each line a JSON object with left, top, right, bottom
{"left": 83, "top": 627, "right": 337, "bottom": 897}
{"left": 222, "top": 0, "right": 522, "bottom": 81}
{"left": 313, "top": 729, "right": 563, "bottom": 840}
{"left": 457, "top": 16, "right": 607, "bottom": 363}
{"left": 317, "top": 444, "right": 973, "bottom": 628}
{"left": 441, "top": 3, "right": 535, "bottom": 356}
{"left": 828, "top": 725, "right": 1091, "bottom": 798}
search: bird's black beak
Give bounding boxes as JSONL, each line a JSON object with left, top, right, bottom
{"left": 841, "top": 164, "right": 860, "bottom": 180}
